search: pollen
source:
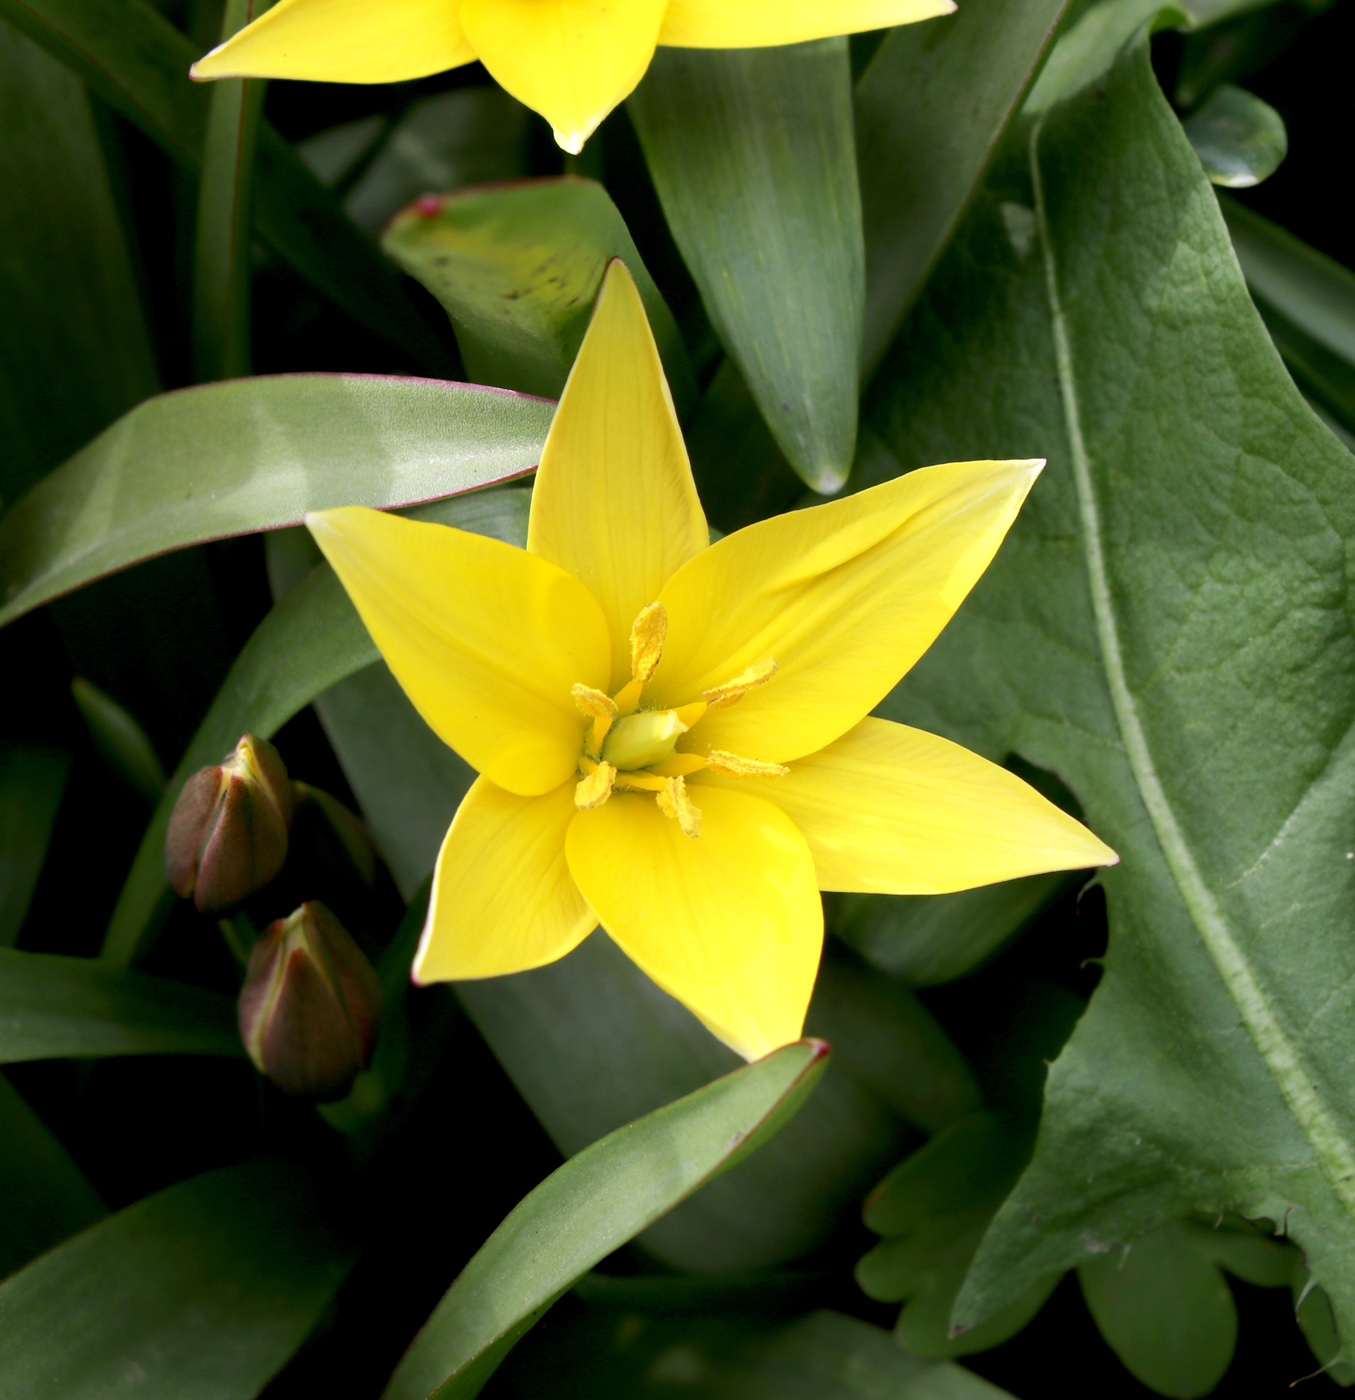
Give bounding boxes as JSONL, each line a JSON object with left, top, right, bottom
{"left": 703, "top": 657, "right": 779, "bottom": 709}
{"left": 656, "top": 775, "right": 702, "bottom": 839}
{"left": 630, "top": 602, "right": 667, "bottom": 684}
{"left": 706, "top": 750, "right": 790, "bottom": 778}
{"left": 575, "top": 759, "right": 617, "bottom": 810}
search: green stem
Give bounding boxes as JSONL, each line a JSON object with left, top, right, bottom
{"left": 192, "top": 0, "right": 272, "bottom": 382}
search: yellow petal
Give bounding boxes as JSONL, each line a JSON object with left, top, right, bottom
{"left": 414, "top": 776, "right": 595, "bottom": 982}
{"left": 565, "top": 786, "right": 822, "bottom": 1060}
{"left": 649, "top": 460, "right": 1043, "bottom": 765}
{"left": 527, "top": 261, "right": 707, "bottom": 689}
{"left": 191, "top": 0, "right": 475, "bottom": 83}
{"left": 308, "top": 507, "right": 609, "bottom": 797}
{"left": 699, "top": 717, "right": 1118, "bottom": 894}
{"left": 460, "top": 0, "right": 667, "bottom": 153}
{"left": 658, "top": 0, "right": 954, "bottom": 47}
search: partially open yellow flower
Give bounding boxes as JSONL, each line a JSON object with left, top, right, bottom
{"left": 191, "top": 0, "right": 955, "bottom": 153}
{"left": 306, "top": 261, "right": 1116, "bottom": 1060}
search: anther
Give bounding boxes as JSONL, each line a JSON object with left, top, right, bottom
{"left": 656, "top": 775, "right": 702, "bottom": 838}
{"left": 575, "top": 760, "right": 617, "bottom": 810}
{"left": 572, "top": 683, "right": 617, "bottom": 753}
{"left": 630, "top": 602, "right": 668, "bottom": 685}
{"left": 703, "top": 657, "right": 779, "bottom": 709}
{"left": 706, "top": 750, "right": 790, "bottom": 778}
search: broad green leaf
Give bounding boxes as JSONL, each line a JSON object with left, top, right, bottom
{"left": 0, "top": 947, "right": 241, "bottom": 1061}
{"left": 192, "top": 0, "right": 272, "bottom": 381}
{"left": 0, "top": 16, "right": 158, "bottom": 506}
{"left": 0, "top": 0, "right": 453, "bottom": 370}
{"left": 867, "top": 28, "right": 1355, "bottom": 1352}
{"left": 0, "top": 743, "right": 70, "bottom": 947}
{"left": 1181, "top": 83, "right": 1287, "bottom": 188}
{"left": 833, "top": 874, "right": 1076, "bottom": 987}
{"left": 630, "top": 40, "right": 862, "bottom": 492}
{"left": 855, "top": 0, "right": 1068, "bottom": 377}
{"left": 492, "top": 1307, "right": 1016, "bottom": 1400}
{"left": 0, "top": 375, "right": 553, "bottom": 628}
{"left": 102, "top": 489, "right": 530, "bottom": 967}
{"left": 383, "top": 177, "right": 695, "bottom": 412}
{"left": 1078, "top": 1217, "right": 1297, "bottom": 1396}
{"left": 71, "top": 678, "right": 165, "bottom": 806}
{"left": 0, "top": 1159, "right": 352, "bottom": 1399}
{"left": 379, "top": 1040, "right": 830, "bottom": 1400}
{"left": 0, "top": 1072, "right": 105, "bottom": 1278}
{"left": 857, "top": 1114, "right": 1059, "bottom": 1358}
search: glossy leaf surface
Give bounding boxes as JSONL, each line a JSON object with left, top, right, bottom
{"left": 630, "top": 40, "right": 862, "bottom": 491}
{"left": 870, "top": 28, "right": 1355, "bottom": 1350}
{"left": 1180, "top": 82, "right": 1287, "bottom": 188}
{"left": 0, "top": 375, "right": 552, "bottom": 627}
{"left": 0, "top": 948, "right": 241, "bottom": 1062}
{"left": 0, "top": 1160, "right": 352, "bottom": 1398}
{"left": 381, "top": 1040, "right": 830, "bottom": 1400}
{"left": 384, "top": 177, "right": 694, "bottom": 410}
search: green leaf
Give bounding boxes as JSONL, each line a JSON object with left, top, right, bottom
{"left": 102, "top": 488, "right": 530, "bottom": 967}
{"left": 1078, "top": 1221, "right": 1237, "bottom": 1397}
{"left": 379, "top": 1040, "right": 830, "bottom": 1400}
{"left": 0, "top": 1072, "right": 105, "bottom": 1278}
{"left": 0, "top": 0, "right": 454, "bottom": 370}
{"left": 1078, "top": 1217, "right": 1300, "bottom": 1396}
{"left": 71, "top": 677, "right": 165, "bottom": 806}
{"left": 856, "top": 0, "right": 1068, "bottom": 377}
{"left": 832, "top": 874, "right": 1076, "bottom": 987}
{"left": 0, "top": 374, "right": 552, "bottom": 628}
{"left": 383, "top": 176, "right": 694, "bottom": 412}
{"left": 192, "top": 0, "right": 272, "bottom": 381}
{"left": 0, "top": 15, "right": 158, "bottom": 506}
{"left": 630, "top": 40, "right": 862, "bottom": 492}
{"left": 0, "top": 743, "right": 70, "bottom": 947}
{"left": 857, "top": 1114, "right": 1060, "bottom": 1358}
{"left": 867, "top": 25, "right": 1355, "bottom": 1354}
{"left": 0, "top": 947, "right": 241, "bottom": 1061}
{"left": 1181, "top": 83, "right": 1287, "bottom": 188}
{"left": 0, "top": 1159, "right": 353, "bottom": 1398}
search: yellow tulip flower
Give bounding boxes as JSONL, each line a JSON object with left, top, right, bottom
{"left": 306, "top": 261, "right": 1116, "bottom": 1060}
{"left": 191, "top": 0, "right": 955, "bottom": 154}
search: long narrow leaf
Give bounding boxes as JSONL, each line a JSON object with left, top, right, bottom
{"left": 0, "top": 947, "right": 241, "bottom": 1062}
{"left": 381, "top": 1040, "right": 830, "bottom": 1400}
{"left": 0, "top": 374, "right": 552, "bottom": 628}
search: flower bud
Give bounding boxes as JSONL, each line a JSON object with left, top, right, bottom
{"left": 165, "top": 734, "right": 293, "bottom": 913}
{"left": 238, "top": 901, "right": 383, "bottom": 1101}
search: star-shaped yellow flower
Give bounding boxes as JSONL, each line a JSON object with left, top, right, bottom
{"left": 306, "top": 262, "right": 1116, "bottom": 1060}
{"left": 191, "top": 0, "right": 955, "bottom": 153}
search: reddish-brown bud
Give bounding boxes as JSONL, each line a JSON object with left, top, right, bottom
{"left": 238, "top": 901, "right": 382, "bottom": 1101}
{"left": 165, "top": 734, "right": 292, "bottom": 913}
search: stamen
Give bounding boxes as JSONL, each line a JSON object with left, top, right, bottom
{"left": 672, "top": 700, "right": 708, "bottom": 730}
{"left": 630, "top": 602, "right": 668, "bottom": 685}
{"left": 617, "top": 771, "right": 665, "bottom": 793}
{"left": 656, "top": 776, "right": 702, "bottom": 838}
{"left": 575, "top": 760, "right": 617, "bottom": 810}
{"left": 706, "top": 749, "right": 790, "bottom": 778}
{"left": 572, "top": 683, "right": 617, "bottom": 753}
{"left": 648, "top": 752, "right": 706, "bottom": 778}
{"left": 703, "top": 657, "right": 779, "bottom": 709}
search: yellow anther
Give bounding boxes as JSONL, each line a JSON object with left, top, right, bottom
{"left": 573, "top": 683, "right": 617, "bottom": 754}
{"left": 572, "top": 684, "right": 617, "bottom": 720}
{"left": 648, "top": 752, "right": 707, "bottom": 778}
{"left": 703, "top": 657, "right": 779, "bottom": 709}
{"left": 706, "top": 750, "right": 790, "bottom": 778}
{"left": 630, "top": 602, "right": 668, "bottom": 685}
{"left": 656, "top": 776, "right": 702, "bottom": 838}
{"left": 575, "top": 760, "right": 617, "bottom": 810}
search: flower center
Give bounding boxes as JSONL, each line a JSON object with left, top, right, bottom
{"left": 570, "top": 602, "right": 787, "bottom": 838}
